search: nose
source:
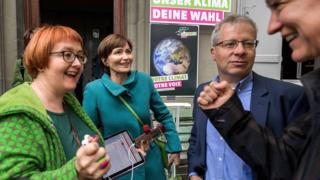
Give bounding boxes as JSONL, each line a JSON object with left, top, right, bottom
{"left": 73, "top": 57, "right": 83, "bottom": 66}
{"left": 124, "top": 52, "right": 130, "bottom": 58}
{"left": 267, "top": 11, "right": 283, "bottom": 35}
{"left": 233, "top": 42, "right": 246, "bottom": 54}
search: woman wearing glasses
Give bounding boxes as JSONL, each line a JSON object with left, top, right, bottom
{"left": 0, "top": 25, "right": 110, "bottom": 179}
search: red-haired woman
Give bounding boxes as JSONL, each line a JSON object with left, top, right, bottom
{"left": 0, "top": 25, "right": 110, "bottom": 179}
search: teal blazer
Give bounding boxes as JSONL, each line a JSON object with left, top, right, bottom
{"left": 83, "top": 70, "right": 182, "bottom": 180}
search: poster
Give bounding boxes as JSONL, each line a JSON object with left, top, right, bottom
{"left": 150, "top": 23, "right": 198, "bottom": 96}
{"left": 150, "top": 0, "right": 229, "bottom": 25}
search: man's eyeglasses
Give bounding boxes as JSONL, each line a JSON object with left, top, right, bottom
{"left": 214, "top": 40, "right": 259, "bottom": 49}
{"left": 50, "top": 51, "right": 87, "bottom": 64}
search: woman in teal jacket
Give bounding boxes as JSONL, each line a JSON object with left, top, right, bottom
{"left": 0, "top": 25, "right": 110, "bottom": 179}
{"left": 83, "top": 34, "right": 182, "bottom": 180}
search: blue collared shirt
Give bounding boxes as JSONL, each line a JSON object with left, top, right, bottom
{"left": 205, "top": 73, "right": 253, "bottom": 180}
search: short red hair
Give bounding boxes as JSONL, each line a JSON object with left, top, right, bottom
{"left": 23, "top": 25, "right": 84, "bottom": 78}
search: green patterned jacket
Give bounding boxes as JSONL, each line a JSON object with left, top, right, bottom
{"left": 0, "top": 83, "right": 103, "bottom": 180}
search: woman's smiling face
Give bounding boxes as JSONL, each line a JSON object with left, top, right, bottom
{"left": 40, "top": 40, "right": 84, "bottom": 94}
{"left": 104, "top": 43, "right": 133, "bottom": 75}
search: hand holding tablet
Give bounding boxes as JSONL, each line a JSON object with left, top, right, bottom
{"left": 102, "top": 131, "right": 145, "bottom": 179}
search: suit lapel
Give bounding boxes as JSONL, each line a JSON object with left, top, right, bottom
{"left": 250, "top": 73, "right": 269, "bottom": 127}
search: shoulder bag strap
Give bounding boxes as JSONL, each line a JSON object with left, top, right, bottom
{"left": 118, "top": 95, "right": 144, "bottom": 126}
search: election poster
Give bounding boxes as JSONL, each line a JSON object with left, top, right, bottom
{"left": 150, "top": 0, "right": 229, "bottom": 25}
{"left": 150, "top": 23, "right": 198, "bottom": 96}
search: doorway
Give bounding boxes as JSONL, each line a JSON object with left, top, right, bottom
{"left": 39, "top": 0, "right": 114, "bottom": 101}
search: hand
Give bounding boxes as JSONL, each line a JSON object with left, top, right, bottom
{"left": 168, "top": 153, "right": 180, "bottom": 166}
{"left": 76, "top": 138, "right": 111, "bottom": 180}
{"left": 197, "top": 81, "right": 234, "bottom": 110}
{"left": 136, "top": 139, "right": 151, "bottom": 157}
{"left": 190, "top": 175, "right": 203, "bottom": 180}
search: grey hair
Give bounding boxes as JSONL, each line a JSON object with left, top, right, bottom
{"left": 211, "top": 14, "right": 258, "bottom": 46}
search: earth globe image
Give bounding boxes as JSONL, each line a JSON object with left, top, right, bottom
{"left": 153, "top": 38, "right": 191, "bottom": 75}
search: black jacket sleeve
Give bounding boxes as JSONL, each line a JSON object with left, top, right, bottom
{"left": 203, "top": 93, "right": 311, "bottom": 180}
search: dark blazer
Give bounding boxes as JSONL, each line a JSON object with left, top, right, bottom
{"left": 187, "top": 72, "right": 309, "bottom": 178}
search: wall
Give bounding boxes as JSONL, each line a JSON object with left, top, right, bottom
{"left": 0, "top": 0, "right": 4, "bottom": 93}
{"left": 238, "top": 0, "right": 282, "bottom": 79}
{"left": 197, "top": 25, "right": 216, "bottom": 84}
{"left": 126, "top": 0, "right": 149, "bottom": 72}
{"left": 0, "top": 0, "right": 18, "bottom": 94}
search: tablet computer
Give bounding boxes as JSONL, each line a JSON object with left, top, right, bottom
{"left": 102, "top": 130, "right": 144, "bottom": 179}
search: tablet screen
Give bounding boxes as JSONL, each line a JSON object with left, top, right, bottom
{"left": 102, "top": 130, "right": 144, "bottom": 179}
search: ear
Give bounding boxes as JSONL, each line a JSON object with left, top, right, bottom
{"left": 101, "top": 58, "right": 108, "bottom": 66}
{"left": 37, "top": 67, "right": 44, "bottom": 72}
{"left": 210, "top": 47, "right": 216, "bottom": 62}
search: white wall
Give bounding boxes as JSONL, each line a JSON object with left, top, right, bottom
{"left": 238, "top": 0, "right": 283, "bottom": 79}
{"left": 197, "top": 26, "right": 217, "bottom": 84}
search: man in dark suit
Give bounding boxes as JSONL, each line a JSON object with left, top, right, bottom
{"left": 187, "top": 15, "right": 309, "bottom": 180}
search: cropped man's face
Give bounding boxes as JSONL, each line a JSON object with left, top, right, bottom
{"left": 266, "top": 0, "right": 320, "bottom": 61}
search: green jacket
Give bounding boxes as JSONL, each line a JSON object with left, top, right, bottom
{"left": 0, "top": 83, "right": 103, "bottom": 180}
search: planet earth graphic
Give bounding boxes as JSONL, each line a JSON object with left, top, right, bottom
{"left": 153, "top": 38, "right": 191, "bottom": 75}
